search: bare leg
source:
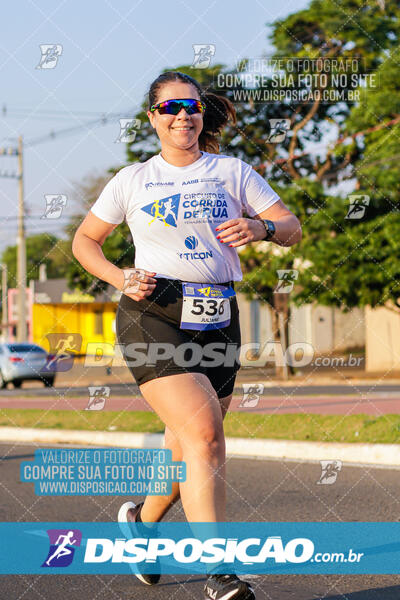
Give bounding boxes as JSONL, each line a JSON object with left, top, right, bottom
{"left": 140, "top": 426, "right": 181, "bottom": 522}
{"left": 138, "top": 372, "right": 230, "bottom": 522}
{"left": 141, "top": 390, "right": 232, "bottom": 523}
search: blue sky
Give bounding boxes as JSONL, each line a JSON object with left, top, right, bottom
{"left": 0, "top": 0, "right": 310, "bottom": 253}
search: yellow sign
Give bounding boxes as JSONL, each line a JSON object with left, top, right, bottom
{"left": 62, "top": 292, "right": 94, "bottom": 303}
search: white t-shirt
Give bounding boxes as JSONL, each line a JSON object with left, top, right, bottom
{"left": 91, "top": 150, "right": 280, "bottom": 283}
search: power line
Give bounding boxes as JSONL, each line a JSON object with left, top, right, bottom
{"left": 1, "top": 103, "right": 140, "bottom": 147}
{"left": 2, "top": 105, "right": 120, "bottom": 117}
{"left": 2, "top": 109, "right": 131, "bottom": 123}
{"left": 2, "top": 103, "right": 138, "bottom": 119}
{"left": 24, "top": 111, "right": 139, "bottom": 147}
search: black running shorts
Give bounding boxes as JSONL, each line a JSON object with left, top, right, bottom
{"left": 116, "top": 278, "right": 241, "bottom": 398}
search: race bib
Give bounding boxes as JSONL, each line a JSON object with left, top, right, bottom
{"left": 180, "top": 282, "right": 236, "bottom": 330}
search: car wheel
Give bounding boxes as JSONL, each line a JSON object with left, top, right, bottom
{"left": 13, "top": 380, "right": 22, "bottom": 389}
{"left": 0, "top": 371, "right": 5, "bottom": 389}
{"left": 43, "top": 378, "right": 54, "bottom": 388}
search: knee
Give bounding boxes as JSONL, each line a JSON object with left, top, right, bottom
{"left": 184, "top": 423, "right": 225, "bottom": 458}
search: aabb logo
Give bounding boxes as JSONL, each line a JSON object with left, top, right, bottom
{"left": 42, "top": 529, "right": 82, "bottom": 567}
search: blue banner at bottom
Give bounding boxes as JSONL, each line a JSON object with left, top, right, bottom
{"left": 0, "top": 522, "right": 399, "bottom": 574}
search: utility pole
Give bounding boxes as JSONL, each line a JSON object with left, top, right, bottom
{"left": 273, "top": 292, "right": 289, "bottom": 380}
{"left": 1, "top": 263, "right": 7, "bottom": 342}
{"left": 0, "top": 140, "right": 24, "bottom": 341}
{"left": 16, "top": 135, "right": 26, "bottom": 342}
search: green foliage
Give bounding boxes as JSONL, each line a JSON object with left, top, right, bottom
{"left": 271, "top": 0, "right": 398, "bottom": 61}
{"left": 345, "top": 47, "right": 400, "bottom": 198}
{"left": 238, "top": 0, "right": 400, "bottom": 311}
{"left": 1, "top": 234, "right": 72, "bottom": 287}
{"left": 65, "top": 174, "right": 136, "bottom": 293}
{"left": 66, "top": 223, "right": 134, "bottom": 293}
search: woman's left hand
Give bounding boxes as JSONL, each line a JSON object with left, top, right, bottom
{"left": 215, "top": 218, "right": 266, "bottom": 247}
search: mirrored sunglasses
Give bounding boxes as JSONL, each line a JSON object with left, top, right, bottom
{"left": 150, "top": 98, "right": 206, "bottom": 115}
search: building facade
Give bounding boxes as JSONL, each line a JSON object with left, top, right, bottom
{"left": 2, "top": 279, "right": 366, "bottom": 365}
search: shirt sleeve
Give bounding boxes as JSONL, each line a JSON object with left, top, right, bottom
{"left": 90, "top": 171, "right": 126, "bottom": 224}
{"left": 241, "top": 163, "right": 280, "bottom": 216}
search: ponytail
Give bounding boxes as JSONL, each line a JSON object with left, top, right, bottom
{"left": 198, "top": 92, "right": 236, "bottom": 153}
{"left": 148, "top": 71, "right": 236, "bottom": 154}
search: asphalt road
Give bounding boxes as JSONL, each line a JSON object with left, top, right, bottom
{"left": 1, "top": 383, "right": 400, "bottom": 414}
{"left": 5, "top": 382, "right": 400, "bottom": 396}
{"left": 0, "top": 442, "right": 399, "bottom": 599}
{"left": 0, "top": 379, "right": 400, "bottom": 398}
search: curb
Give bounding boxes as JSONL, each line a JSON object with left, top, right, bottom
{"left": 1, "top": 427, "right": 399, "bottom": 467}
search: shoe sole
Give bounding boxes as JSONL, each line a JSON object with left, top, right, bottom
{"left": 117, "top": 501, "right": 154, "bottom": 586}
{"left": 204, "top": 583, "right": 256, "bottom": 600}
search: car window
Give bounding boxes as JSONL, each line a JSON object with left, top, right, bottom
{"left": 7, "top": 344, "right": 46, "bottom": 353}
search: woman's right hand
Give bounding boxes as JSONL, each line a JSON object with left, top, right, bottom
{"left": 118, "top": 268, "right": 157, "bottom": 301}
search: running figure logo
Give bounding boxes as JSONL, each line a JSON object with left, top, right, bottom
{"left": 44, "top": 333, "right": 82, "bottom": 372}
{"left": 275, "top": 269, "right": 299, "bottom": 293}
{"left": 197, "top": 287, "right": 223, "bottom": 298}
{"left": 36, "top": 44, "right": 63, "bottom": 69}
{"left": 345, "top": 195, "right": 370, "bottom": 219}
{"left": 267, "top": 119, "right": 290, "bottom": 143}
{"left": 141, "top": 194, "right": 180, "bottom": 227}
{"left": 41, "top": 194, "right": 67, "bottom": 219}
{"left": 317, "top": 460, "right": 342, "bottom": 485}
{"left": 239, "top": 383, "right": 264, "bottom": 408}
{"left": 115, "top": 118, "right": 141, "bottom": 143}
{"left": 42, "top": 529, "right": 82, "bottom": 567}
{"left": 192, "top": 44, "right": 216, "bottom": 68}
{"left": 85, "top": 386, "right": 110, "bottom": 410}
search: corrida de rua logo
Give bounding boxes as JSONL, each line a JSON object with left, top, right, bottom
{"left": 141, "top": 194, "right": 180, "bottom": 227}
{"left": 141, "top": 192, "right": 228, "bottom": 225}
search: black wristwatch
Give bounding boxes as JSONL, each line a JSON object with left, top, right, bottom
{"left": 261, "top": 219, "right": 276, "bottom": 241}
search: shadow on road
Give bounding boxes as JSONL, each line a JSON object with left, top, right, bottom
{"left": 0, "top": 453, "right": 35, "bottom": 461}
{"left": 322, "top": 585, "right": 400, "bottom": 599}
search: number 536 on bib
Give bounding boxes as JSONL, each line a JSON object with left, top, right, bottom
{"left": 180, "top": 282, "right": 236, "bottom": 330}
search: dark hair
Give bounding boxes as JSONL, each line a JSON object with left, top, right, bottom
{"left": 148, "top": 71, "right": 236, "bottom": 154}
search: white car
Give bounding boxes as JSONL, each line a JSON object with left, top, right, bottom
{"left": 0, "top": 343, "right": 55, "bottom": 389}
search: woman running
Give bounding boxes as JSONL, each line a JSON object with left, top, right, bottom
{"left": 72, "top": 70, "right": 302, "bottom": 600}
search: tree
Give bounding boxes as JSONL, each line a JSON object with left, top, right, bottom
{"left": 265, "top": 0, "right": 400, "bottom": 184}
{"left": 291, "top": 44, "right": 400, "bottom": 312}
{"left": 66, "top": 172, "right": 134, "bottom": 293}
{"left": 237, "top": 0, "right": 400, "bottom": 316}
{"left": 1, "top": 234, "right": 72, "bottom": 288}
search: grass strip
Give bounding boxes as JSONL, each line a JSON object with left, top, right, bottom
{"left": 0, "top": 409, "right": 399, "bottom": 443}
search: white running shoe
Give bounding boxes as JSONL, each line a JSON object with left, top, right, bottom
{"left": 117, "top": 501, "right": 161, "bottom": 585}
